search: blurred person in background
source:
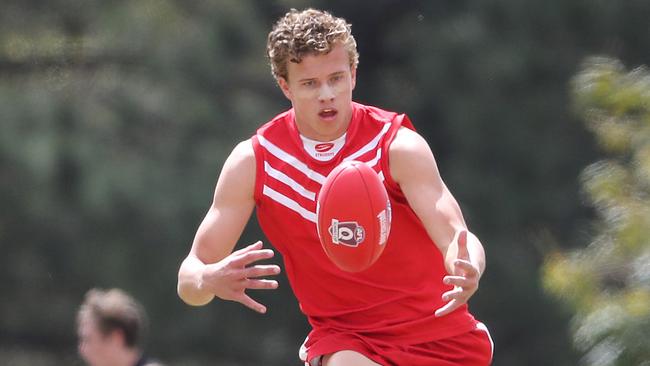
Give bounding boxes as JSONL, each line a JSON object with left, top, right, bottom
{"left": 178, "top": 8, "right": 492, "bottom": 366}
{"left": 77, "top": 288, "right": 163, "bottom": 366}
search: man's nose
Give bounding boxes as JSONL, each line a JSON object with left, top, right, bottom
{"left": 318, "top": 84, "right": 335, "bottom": 101}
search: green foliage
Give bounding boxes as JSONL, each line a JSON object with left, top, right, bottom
{"left": 543, "top": 57, "right": 650, "bottom": 365}
{"left": 0, "top": 1, "right": 287, "bottom": 364}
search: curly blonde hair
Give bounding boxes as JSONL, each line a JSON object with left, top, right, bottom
{"left": 267, "top": 8, "right": 359, "bottom": 81}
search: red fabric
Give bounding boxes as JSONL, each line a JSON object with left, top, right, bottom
{"left": 308, "top": 324, "right": 493, "bottom": 366}
{"left": 252, "top": 102, "right": 481, "bottom": 362}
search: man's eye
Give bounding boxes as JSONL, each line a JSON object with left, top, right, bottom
{"left": 302, "top": 81, "right": 315, "bottom": 87}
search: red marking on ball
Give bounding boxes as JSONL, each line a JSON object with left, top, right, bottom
{"left": 316, "top": 160, "right": 392, "bottom": 272}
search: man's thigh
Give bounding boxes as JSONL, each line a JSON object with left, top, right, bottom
{"left": 322, "top": 350, "right": 381, "bottom": 366}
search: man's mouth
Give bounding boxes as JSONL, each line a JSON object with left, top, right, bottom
{"left": 318, "top": 108, "right": 338, "bottom": 119}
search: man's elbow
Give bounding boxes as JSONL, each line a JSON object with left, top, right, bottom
{"left": 177, "top": 262, "right": 214, "bottom": 306}
{"left": 177, "top": 279, "right": 214, "bottom": 307}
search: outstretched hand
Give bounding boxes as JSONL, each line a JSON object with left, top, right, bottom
{"left": 435, "top": 230, "right": 481, "bottom": 317}
{"left": 200, "top": 241, "right": 281, "bottom": 314}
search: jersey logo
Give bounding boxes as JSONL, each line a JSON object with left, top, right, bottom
{"left": 329, "top": 219, "right": 365, "bottom": 247}
{"left": 315, "top": 143, "right": 335, "bottom": 153}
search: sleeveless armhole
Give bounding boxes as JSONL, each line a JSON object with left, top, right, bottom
{"left": 380, "top": 114, "right": 416, "bottom": 200}
{"left": 250, "top": 135, "right": 265, "bottom": 205}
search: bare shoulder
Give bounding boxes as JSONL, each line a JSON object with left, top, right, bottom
{"left": 227, "top": 139, "right": 256, "bottom": 166}
{"left": 222, "top": 139, "right": 256, "bottom": 177}
{"left": 390, "top": 126, "right": 429, "bottom": 152}
{"left": 389, "top": 127, "right": 437, "bottom": 184}
{"left": 214, "top": 139, "right": 256, "bottom": 202}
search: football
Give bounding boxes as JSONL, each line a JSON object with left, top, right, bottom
{"left": 316, "top": 160, "right": 392, "bottom": 272}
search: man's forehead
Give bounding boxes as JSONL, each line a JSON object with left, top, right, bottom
{"left": 287, "top": 47, "right": 351, "bottom": 79}
{"left": 297, "top": 70, "right": 346, "bottom": 81}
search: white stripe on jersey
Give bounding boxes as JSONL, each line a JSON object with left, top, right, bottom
{"left": 257, "top": 135, "right": 327, "bottom": 184}
{"left": 378, "top": 170, "right": 385, "bottom": 182}
{"left": 366, "top": 149, "right": 382, "bottom": 168}
{"left": 263, "top": 185, "right": 317, "bottom": 223}
{"left": 476, "top": 322, "right": 495, "bottom": 359}
{"left": 264, "top": 161, "right": 316, "bottom": 201}
{"left": 343, "top": 122, "right": 391, "bottom": 162}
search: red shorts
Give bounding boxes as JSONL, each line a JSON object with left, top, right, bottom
{"left": 301, "top": 323, "right": 493, "bottom": 366}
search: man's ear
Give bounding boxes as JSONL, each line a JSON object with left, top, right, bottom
{"left": 350, "top": 67, "right": 357, "bottom": 91}
{"left": 277, "top": 77, "right": 292, "bottom": 100}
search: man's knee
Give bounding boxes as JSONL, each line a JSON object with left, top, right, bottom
{"left": 322, "top": 350, "right": 381, "bottom": 366}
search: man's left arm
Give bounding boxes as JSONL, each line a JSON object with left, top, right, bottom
{"left": 388, "top": 127, "right": 485, "bottom": 317}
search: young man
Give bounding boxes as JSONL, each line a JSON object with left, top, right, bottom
{"left": 178, "top": 8, "right": 493, "bottom": 366}
{"left": 77, "top": 288, "right": 163, "bottom": 366}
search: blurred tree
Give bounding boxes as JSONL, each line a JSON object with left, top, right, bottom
{"left": 543, "top": 57, "right": 650, "bottom": 365}
{"left": 0, "top": 1, "right": 293, "bottom": 364}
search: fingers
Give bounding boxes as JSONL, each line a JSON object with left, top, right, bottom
{"left": 216, "top": 242, "right": 280, "bottom": 314}
{"left": 242, "top": 265, "right": 280, "bottom": 289}
{"left": 237, "top": 293, "right": 268, "bottom": 314}
{"left": 443, "top": 275, "right": 472, "bottom": 288}
{"left": 435, "top": 298, "right": 461, "bottom": 317}
{"left": 441, "top": 286, "right": 464, "bottom": 302}
{"left": 244, "top": 264, "right": 281, "bottom": 278}
{"left": 454, "top": 259, "right": 480, "bottom": 277}
{"left": 457, "top": 230, "right": 470, "bottom": 261}
{"left": 236, "top": 280, "right": 278, "bottom": 314}
{"left": 435, "top": 286, "right": 468, "bottom": 317}
{"left": 232, "top": 248, "right": 275, "bottom": 267}
{"left": 442, "top": 269, "right": 479, "bottom": 299}
{"left": 232, "top": 241, "right": 263, "bottom": 255}
{"left": 245, "top": 279, "right": 279, "bottom": 290}
{"left": 437, "top": 231, "right": 478, "bottom": 318}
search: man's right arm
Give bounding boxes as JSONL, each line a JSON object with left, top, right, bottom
{"left": 177, "top": 139, "right": 280, "bottom": 313}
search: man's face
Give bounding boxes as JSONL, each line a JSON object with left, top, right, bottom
{"left": 77, "top": 315, "right": 119, "bottom": 366}
{"left": 278, "top": 43, "right": 357, "bottom": 141}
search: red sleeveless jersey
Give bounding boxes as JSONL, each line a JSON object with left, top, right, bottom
{"left": 251, "top": 102, "right": 477, "bottom": 347}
